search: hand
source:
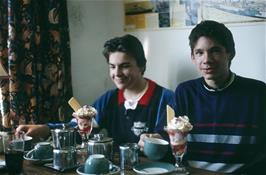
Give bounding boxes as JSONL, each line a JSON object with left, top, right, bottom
{"left": 16, "top": 124, "right": 50, "bottom": 141}
{"left": 138, "top": 133, "right": 162, "bottom": 151}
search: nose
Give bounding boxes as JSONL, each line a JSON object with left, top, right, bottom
{"left": 202, "top": 51, "right": 212, "bottom": 64}
{"left": 113, "top": 67, "right": 122, "bottom": 77}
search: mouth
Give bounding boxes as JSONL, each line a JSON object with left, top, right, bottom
{"left": 201, "top": 68, "right": 215, "bottom": 74}
{"left": 114, "top": 78, "right": 125, "bottom": 84}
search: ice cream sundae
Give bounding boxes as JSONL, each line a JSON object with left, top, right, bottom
{"left": 165, "top": 116, "right": 193, "bottom": 156}
{"left": 73, "top": 105, "right": 97, "bottom": 119}
{"left": 168, "top": 116, "right": 193, "bottom": 134}
{"left": 165, "top": 107, "right": 193, "bottom": 173}
{"left": 73, "top": 105, "right": 97, "bottom": 135}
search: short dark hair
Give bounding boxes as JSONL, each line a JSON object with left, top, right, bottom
{"left": 102, "top": 34, "right": 147, "bottom": 73}
{"left": 189, "top": 20, "right": 235, "bottom": 59}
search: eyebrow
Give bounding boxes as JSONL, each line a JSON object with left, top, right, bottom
{"left": 194, "top": 46, "right": 223, "bottom": 52}
{"left": 211, "top": 46, "right": 223, "bottom": 50}
{"left": 108, "top": 62, "right": 131, "bottom": 67}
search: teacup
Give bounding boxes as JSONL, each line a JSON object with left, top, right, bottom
{"left": 84, "top": 154, "right": 110, "bottom": 174}
{"left": 144, "top": 137, "right": 169, "bottom": 161}
{"left": 24, "top": 136, "right": 33, "bottom": 151}
{"left": 33, "top": 142, "right": 53, "bottom": 159}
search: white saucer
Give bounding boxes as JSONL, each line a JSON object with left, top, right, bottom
{"left": 44, "top": 162, "right": 80, "bottom": 172}
{"left": 76, "top": 164, "right": 120, "bottom": 175}
{"left": 133, "top": 162, "right": 176, "bottom": 175}
{"left": 23, "top": 149, "right": 53, "bottom": 165}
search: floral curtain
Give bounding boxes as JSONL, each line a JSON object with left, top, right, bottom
{"left": 0, "top": 0, "right": 73, "bottom": 130}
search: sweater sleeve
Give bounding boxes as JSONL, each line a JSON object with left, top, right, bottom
{"left": 154, "top": 88, "right": 176, "bottom": 139}
{"left": 92, "top": 89, "right": 116, "bottom": 128}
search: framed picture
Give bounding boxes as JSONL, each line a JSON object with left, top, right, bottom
{"left": 201, "top": 0, "right": 266, "bottom": 24}
{"left": 124, "top": 0, "right": 171, "bottom": 31}
{"left": 123, "top": 0, "right": 266, "bottom": 31}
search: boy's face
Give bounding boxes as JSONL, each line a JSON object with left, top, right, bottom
{"left": 108, "top": 51, "right": 143, "bottom": 90}
{"left": 77, "top": 117, "right": 92, "bottom": 130}
{"left": 191, "top": 36, "right": 232, "bottom": 84}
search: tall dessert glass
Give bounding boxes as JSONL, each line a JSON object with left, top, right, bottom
{"left": 165, "top": 127, "right": 188, "bottom": 174}
{"left": 73, "top": 105, "right": 97, "bottom": 164}
{"left": 76, "top": 118, "right": 93, "bottom": 165}
{"left": 78, "top": 117, "right": 93, "bottom": 148}
{"left": 165, "top": 116, "right": 192, "bottom": 174}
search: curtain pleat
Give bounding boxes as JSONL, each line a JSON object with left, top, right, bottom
{"left": 0, "top": 0, "right": 73, "bottom": 130}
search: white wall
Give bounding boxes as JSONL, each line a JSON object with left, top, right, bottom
{"left": 67, "top": 0, "right": 266, "bottom": 105}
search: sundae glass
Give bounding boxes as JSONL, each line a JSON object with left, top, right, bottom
{"left": 73, "top": 105, "right": 97, "bottom": 164}
{"left": 164, "top": 116, "right": 193, "bottom": 174}
{"left": 73, "top": 105, "right": 97, "bottom": 148}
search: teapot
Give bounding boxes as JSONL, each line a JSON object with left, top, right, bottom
{"left": 88, "top": 134, "right": 113, "bottom": 160}
{"left": 51, "top": 125, "right": 78, "bottom": 170}
{"left": 51, "top": 125, "right": 77, "bottom": 149}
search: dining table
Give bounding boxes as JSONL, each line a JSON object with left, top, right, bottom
{"left": 0, "top": 153, "right": 226, "bottom": 175}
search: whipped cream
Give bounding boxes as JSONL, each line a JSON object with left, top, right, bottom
{"left": 168, "top": 115, "right": 193, "bottom": 133}
{"left": 72, "top": 105, "right": 97, "bottom": 119}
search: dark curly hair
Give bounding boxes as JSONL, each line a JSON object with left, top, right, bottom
{"left": 102, "top": 34, "right": 147, "bottom": 74}
{"left": 189, "top": 20, "right": 235, "bottom": 60}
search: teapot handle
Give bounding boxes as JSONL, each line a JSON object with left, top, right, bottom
{"left": 62, "top": 123, "right": 70, "bottom": 129}
{"left": 94, "top": 134, "right": 104, "bottom": 141}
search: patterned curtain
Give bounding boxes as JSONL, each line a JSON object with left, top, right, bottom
{"left": 0, "top": 0, "right": 73, "bottom": 130}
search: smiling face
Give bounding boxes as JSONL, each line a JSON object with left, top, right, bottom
{"left": 108, "top": 52, "right": 144, "bottom": 90}
{"left": 192, "top": 36, "right": 232, "bottom": 86}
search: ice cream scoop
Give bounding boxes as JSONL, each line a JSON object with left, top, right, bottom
{"left": 168, "top": 116, "right": 193, "bottom": 133}
{"left": 73, "top": 105, "right": 97, "bottom": 119}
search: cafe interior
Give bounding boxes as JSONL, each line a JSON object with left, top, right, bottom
{"left": 0, "top": 0, "right": 265, "bottom": 175}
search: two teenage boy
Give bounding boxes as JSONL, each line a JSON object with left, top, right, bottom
{"left": 17, "top": 20, "right": 266, "bottom": 174}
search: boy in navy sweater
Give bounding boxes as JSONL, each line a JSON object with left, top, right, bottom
{"left": 16, "top": 34, "right": 176, "bottom": 151}
{"left": 175, "top": 20, "right": 266, "bottom": 174}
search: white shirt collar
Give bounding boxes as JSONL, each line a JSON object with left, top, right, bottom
{"left": 203, "top": 73, "right": 236, "bottom": 92}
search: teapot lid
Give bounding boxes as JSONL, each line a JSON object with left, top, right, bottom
{"left": 89, "top": 134, "right": 112, "bottom": 143}
{"left": 51, "top": 123, "right": 76, "bottom": 133}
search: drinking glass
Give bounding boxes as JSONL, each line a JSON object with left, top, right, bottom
{"left": 3, "top": 131, "right": 25, "bottom": 175}
{"left": 165, "top": 127, "right": 189, "bottom": 174}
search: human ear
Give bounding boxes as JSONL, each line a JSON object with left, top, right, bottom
{"left": 139, "top": 66, "right": 145, "bottom": 75}
{"left": 229, "top": 53, "right": 234, "bottom": 60}
{"left": 191, "top": 53, "right": 196, "bottom": 63}
{"left": 226, "top": 52, "right": 234, "bottom": 61}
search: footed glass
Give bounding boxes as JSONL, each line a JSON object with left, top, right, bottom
{"left": 77, "top": 117, "right": 93, "bottom": 165}
{"left": 165, "top": 126, "right": 189, "bottom": 175}
{"left": 78, "top": 117, "right": 93, "bottom": 148}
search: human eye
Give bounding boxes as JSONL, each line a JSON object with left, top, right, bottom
{"left": 109, "top": 64, "right": 115, "bottom": 69}
{"left": 120, "top": 63, "right": 131, "bottom": 69}
{"left": 210, "top": 47, "right": 223, "bottom": 54}
{"left": 194, "top": 49, "right": 203, "bottom": 57}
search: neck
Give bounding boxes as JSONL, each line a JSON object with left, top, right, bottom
{"left": 205, "top": 71, "right": 232, "bottom": 90}
{"left": 124, "top": 78, "right": 148, "bottom": 100}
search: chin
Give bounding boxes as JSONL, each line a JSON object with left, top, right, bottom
{"left": 202, "top": 74, "right": 216, "bottom": 80}
{"left": 115, "top": 84, "right": 126, "bottom": 90}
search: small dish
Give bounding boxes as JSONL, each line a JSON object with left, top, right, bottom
{"left": 44, "top": 162, "right": 80, "bottom": 172}
{"left": 133, "top": 162, "right": 176, "bottom": 175}
{"left": 76, "top": 164, "right": 120, "bottom": 175}
{"left": 23, "top": 149, "right": 53, "bottom": 165}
